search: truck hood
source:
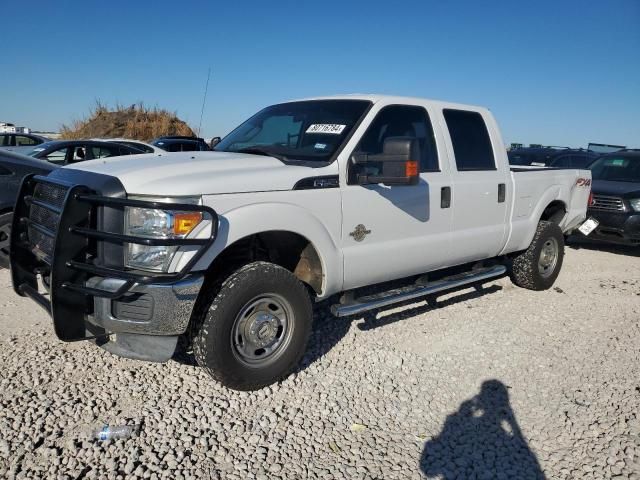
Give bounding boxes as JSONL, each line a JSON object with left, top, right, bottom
{"left": 62, "top": 151, "right": 322, "bottom": 195}
{"left": 592, "top": 180, "right": 640, "bottom": 198}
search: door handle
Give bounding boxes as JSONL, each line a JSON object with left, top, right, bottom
{"left": 498, "top": 183, "right": 506, "bottom": 203}
{"left": 441, "top": 186, "right": 451, "bottom": 208}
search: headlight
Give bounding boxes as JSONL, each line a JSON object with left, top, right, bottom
{"left": 124, "top": 197, "right": 205, "bottom": 272}
{"left": 629, "top": 198, "right": 640, "bottom": 212}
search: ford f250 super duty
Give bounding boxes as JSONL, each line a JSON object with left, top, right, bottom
{"left": 10, "top": 95, "right": 592, "bottom": 390}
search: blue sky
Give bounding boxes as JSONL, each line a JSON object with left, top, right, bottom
{"left": 2, "top": 0, "right": 639, "bottom": 147}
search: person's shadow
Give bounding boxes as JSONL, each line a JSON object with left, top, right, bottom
{"left": 421, "top": 380, "right": 545, "bottom": 479}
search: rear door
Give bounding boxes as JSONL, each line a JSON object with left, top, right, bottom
{"left": 441, "top": 109, "right": 510, "bottom": 264}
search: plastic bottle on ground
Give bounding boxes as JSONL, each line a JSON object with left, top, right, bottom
{"left": 92, "top": 424, "right": 141, "bottom": 441}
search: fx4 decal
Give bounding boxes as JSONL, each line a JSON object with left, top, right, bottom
{"left": 576, "top": 178, "right": 592, "bottom": 187}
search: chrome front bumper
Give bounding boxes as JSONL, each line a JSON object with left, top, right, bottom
{"left": 86, "top": 274, "right": 204, "bottom": 362}
{"left": 86, "top": 274, "right": 204, "bottom": 335}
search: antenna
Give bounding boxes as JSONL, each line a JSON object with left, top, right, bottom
{"left": 197, "top": 67, "right": 211, "bottom": 138}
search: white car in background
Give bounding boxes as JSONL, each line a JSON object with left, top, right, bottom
{"left": 90, "top": 138, "right": 164, "bottom": 155}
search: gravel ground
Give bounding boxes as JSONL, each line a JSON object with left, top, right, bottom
{"left": 0, "top": 240, "right": 639, "bottom": 480}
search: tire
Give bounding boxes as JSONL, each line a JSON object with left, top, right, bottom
{"left": 0, "top": 212, "right": 12, "bottom": 270}
{"left": 192, "top": 261, "right": 313, "bottom": 391}
{"left": 510, "top": 220, "right": 565, "bottom": 291}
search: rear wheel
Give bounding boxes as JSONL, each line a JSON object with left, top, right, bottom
{"left": 192, "top": 261, "right": 313, "bottom": 391}
{"left": 0, "top": 212, "right": 12, "bottom": 270}
{"left": 510, "top": 220, "right": 564, "bottom": 291}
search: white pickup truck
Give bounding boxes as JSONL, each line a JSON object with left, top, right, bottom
{"left": 10, "top": 95, "right": 591, "bottom": 390}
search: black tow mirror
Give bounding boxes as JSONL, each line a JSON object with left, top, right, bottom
{"left": 352, "top": 137, "right": 420, "bottom": 186}
{"left": 210, "top": 136, "right": 222, "bottom": 149}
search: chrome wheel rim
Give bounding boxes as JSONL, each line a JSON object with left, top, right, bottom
{"left": 538, "top": 237, "right": 559, "bottom": 278}
{"left": 231, "top": 294, "right": 293, "bottom": 366}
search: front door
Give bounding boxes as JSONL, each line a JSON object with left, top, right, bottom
{"left": 341, "top": 103, "right": 453, "bottom": 290}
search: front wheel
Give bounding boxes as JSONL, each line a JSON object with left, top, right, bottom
{"left": 0, "top": 212, "right": 12, "bottom": 270}
{"left": 510, "top": 220, "right": 565, "bottom": 291}
{"left": 192, "top": 261, "right": 313, "bottom": 391}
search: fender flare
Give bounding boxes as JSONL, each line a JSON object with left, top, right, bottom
{"left": 192, "top": 202, "right": 343, "bottom": 298}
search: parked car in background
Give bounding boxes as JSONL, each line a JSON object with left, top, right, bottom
{"left": 90, "top": 138, "right": 163, "bottom": 154}
{"left": 0, "top": 150, "right": 57, "bottom": 269}
{"left": 585, "top": 150, "right": 640, "bottom": 246}
{"left": 27, "top": 140, "right": 143, "bottom": 164}
{"left": 508, "top": 147, "right": 598, "bottom": 169}
{"left": 151, "top": 136, "right": 210, "bottom": 152}
{"left": 0, "top": 133, "right": 51, "bottom": 153}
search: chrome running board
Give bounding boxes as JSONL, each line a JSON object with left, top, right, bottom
{"left": 331, "top": 265, "right": 507, "bottom": 317}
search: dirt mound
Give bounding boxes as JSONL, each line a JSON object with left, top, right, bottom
{"left": 60, "top": 102, "right": 195, "bottom": 141}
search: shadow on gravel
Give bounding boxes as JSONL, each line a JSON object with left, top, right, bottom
{"left": 296, "top": 300, "right": 352, "bottom": 372}
{"left": 567, "top": 236, "right": 640, "bottom": 257}
{"left": 173, "top": 285, "right": 504, "bottom": 371}
{"left": 420, "top": 380, "right": 545, "bottom": 479}
{"left": 357, "top": 284, "right": 503, "bottom": 331}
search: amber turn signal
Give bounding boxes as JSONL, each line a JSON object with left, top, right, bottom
{"left": 174, "top": 212, "right": 203, "bottom": 235}
{"left": 405, "top": 160, "right": 419, "bottom": 177}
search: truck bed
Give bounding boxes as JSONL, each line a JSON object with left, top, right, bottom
{"left": 502, "top": 166, "right": 591, "bottom": 254}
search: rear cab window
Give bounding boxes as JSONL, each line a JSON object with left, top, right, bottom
{"left": 443, "top": 109, "right": 495, "bottom": 171}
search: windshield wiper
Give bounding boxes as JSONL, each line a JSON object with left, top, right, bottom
{"left": 234, "top": 147, "right": 288, "bottom": 162}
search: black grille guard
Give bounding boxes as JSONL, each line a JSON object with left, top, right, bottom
{"left": 11, "top": 174, "right": 217, "bottom": 341}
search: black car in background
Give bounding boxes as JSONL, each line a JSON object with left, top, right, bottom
{"left": 151, "top": 136, "right": 210, "bottom": 152}
{"left": 27, "top": 140, "right": 143, "bottom": 164}
{"left": 586, "top": 150, "right": 640, "bottom": 246}
{"left": 508, "top": 147, "right": 598, "bottom": 169}
{"left": 0, "top": 150, "right": 57, "bottom": 268}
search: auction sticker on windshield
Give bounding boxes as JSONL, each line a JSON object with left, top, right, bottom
{"left": 578, "top": 217, "right": 599, "bottom": 236}
{"left": 306, "top": 124, "right": 346, "bottom": 134}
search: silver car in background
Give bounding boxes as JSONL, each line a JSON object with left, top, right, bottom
{"left": 0, "top": 133, "right": 51, "bottom": 153}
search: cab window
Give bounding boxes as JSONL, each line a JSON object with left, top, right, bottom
{"left": 354, "top": 105, "right": 439, "bottom": 173}
{"left": 444, "top": 109, "right": 496, "bottom": 171}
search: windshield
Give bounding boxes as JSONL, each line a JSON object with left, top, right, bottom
{"left": 215, "top": 100, "right": 371, "bottom": 162}
{"left": 590, "top": 155, "right": 640, "bottom": 183}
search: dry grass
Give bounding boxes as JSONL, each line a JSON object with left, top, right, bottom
{"left": 60, "top": 101, "right": 195, "bottom": 141}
